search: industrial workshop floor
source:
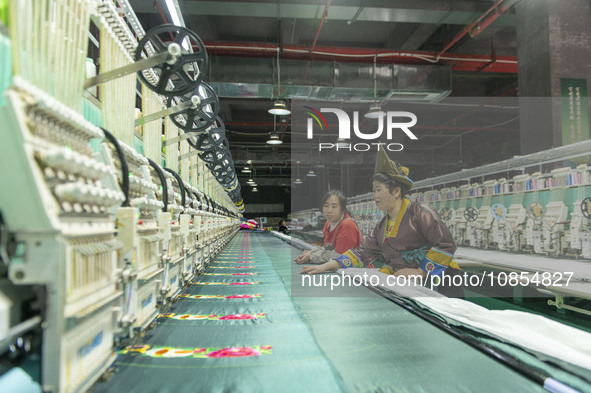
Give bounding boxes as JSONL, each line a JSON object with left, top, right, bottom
{"left": 91, "top": 232, "right": 583, "bottom": 393}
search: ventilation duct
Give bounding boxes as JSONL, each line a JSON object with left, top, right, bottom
{"left": 208, "top": 57, "right": 451, "bottom": 103}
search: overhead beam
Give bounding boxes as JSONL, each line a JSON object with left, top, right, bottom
{"left": 129, "top": 0, "right": 516, "bottom": 27}
{"left": 400, "top": 23, "right": 441, "bottom": 51}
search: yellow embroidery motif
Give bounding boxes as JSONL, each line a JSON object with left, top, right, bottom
{"left": 383, "top": 198, "right": 410, "bottom": 240}
{"left": 425, "top": 248, "right": 461, "bottom": 270}
{"left": 379, "top": 265, "right": 395, "bottom": 275}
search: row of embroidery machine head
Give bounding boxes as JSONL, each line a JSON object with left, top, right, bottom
{"left": 347, "top": 166, "right": 591, "bottom": 259}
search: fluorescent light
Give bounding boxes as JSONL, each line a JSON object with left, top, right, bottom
{"left": 364, "top": 103, "right": 385, "bottom": 119}
{"left": 294, "top": 178, "right": 303, "bottom": 184}
{"left": 306, "top": 170, "right": 316, "bottom": 177}
{"left": 268, "top": 100, "right": 291, "bottom": 115}
{"left": 165, "top": 0, "right": 184, "bottom": 26}
{"left": 241, "top": 167, "right": 251, "bottom": 173}
{"left": 266, "top": 133, "right": 283, "bottom": 145}
{"left": 336, "top": 138, "right": 349, "bottom": 149}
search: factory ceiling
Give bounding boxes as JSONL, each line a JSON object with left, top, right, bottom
{"left": 130, "top": 0, "right": 521, "bottom": 206}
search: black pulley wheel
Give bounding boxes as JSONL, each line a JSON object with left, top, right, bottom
{"left": 464, "top": 207, "right": 478, "bottom": 222}
{"left": 199, "top": 150, "right": 231, "bottom": 165}
{"left": 167, "top": 83, "right": 219, "bottom": 132}
{"left": 135, "top": 24, "right": 208, "bottom": 97}
{"left": 439, "top": 208, "right": 452, "bottom": 221}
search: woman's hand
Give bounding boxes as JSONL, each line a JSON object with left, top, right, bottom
{"left": 299, "top": 260, "right": 341, "bottom": 275}
{"left": 299, "top": 265, "right": 326, "bottom": 274}
{"left": 294, "top": 250, "right": 311, "bottom": 264}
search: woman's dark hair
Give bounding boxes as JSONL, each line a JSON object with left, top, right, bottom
{"left": 320, "top": 190, "right": 349, "bottom": 215}
{"left": 371, "top": 172, "right": 408, "bottom": 197}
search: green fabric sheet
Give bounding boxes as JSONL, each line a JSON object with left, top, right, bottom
{"left": 92, "top": 232, "right": 347, "bottom": 393}
{"left": 92, "top": 232, "right": 579, "bottom": 393}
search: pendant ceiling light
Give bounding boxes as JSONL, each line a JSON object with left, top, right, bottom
{"left": 269, "top": 48, "right": 291, "bottom": 115}
{"left": 266, "top": 133, "right": 283, "bottom": 145}
{"left": 364, "top": 103, "right": 385, "bottom": 119}
{"left": 268, "top": 100, "right": 290, "bottom": 115}
{"left": 364, "top": 55, "right": 385, "bottom": 119}
{"left": 266, "top": 115, "right": 283, "bottom": 145}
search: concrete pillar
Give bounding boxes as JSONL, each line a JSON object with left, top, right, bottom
{"left": 516, "top": 0, "right": 591, "bottom": 154}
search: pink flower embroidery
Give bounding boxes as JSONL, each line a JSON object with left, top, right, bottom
{"left": 226, "top": 295, "right": 255, "bottom": 299}
{"left": 218, "top": 314, "right": 257, "bottom": 320}
{"left": 232, "top": 273, "right": 254, "bottom": 276}
{"left": 206, "top": 347, "right": 261, "bottom": 358}
{"left": 229, "top": 282, "right": 256, "bottom": 285}
{"left": 260, "top": 345, "right": 272, "bottom": 350}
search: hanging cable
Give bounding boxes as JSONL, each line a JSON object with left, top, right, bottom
{"left": 147, "top": 158, "right": 168, "bottom": 212}
{"left": 100, "top": 128, "right": 130, "bottom": 207}
{"left": 164, "top": 168, "right": 186, "bottom": 208}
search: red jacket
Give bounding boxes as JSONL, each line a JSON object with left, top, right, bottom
{"left": 322, "top": 214, "right": 362, "bottom": 254}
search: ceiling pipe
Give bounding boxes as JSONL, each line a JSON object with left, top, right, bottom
{"left": 225, "top": 121, "right": 517, "bottom": 133}
{"left": 347, "top": 1, "right": 366, "bottom": 25}
{"left": 476, "top": 38, "right": 497, "bottom": 72}
{"left": 278, "top": 101, "right": 293, "bottom": 141}
{"left": 469, "top": 0, "right": 520, "bottom": 39}
{"left": 435, "top": 0, "right": 517, "bottom": 61}
{"left": 304, "top": 0, "right": 332, "bottom": 79}
{"left": 204, "top": 42, "right": 517, "bottom": 73}
{"left": 439, "top": 87, "right": 519, "bottom": 130}
{"left": 309, "top": 0, "right": 332, "bottom": 56}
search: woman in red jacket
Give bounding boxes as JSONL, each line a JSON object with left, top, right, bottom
{"left": 295, "top": 190, "right": 362, "bottom": 264}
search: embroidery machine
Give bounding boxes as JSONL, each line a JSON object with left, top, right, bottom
{"left": 0, "top": 1, "right": 241, "bottom": 391}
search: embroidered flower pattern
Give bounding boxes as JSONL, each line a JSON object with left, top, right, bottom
{"left": 179, "top": 294, "right": 262, "bottom": 300}
{"left": 218, "top": 314, "right": 255, "bottom": 320}
{"left": 202, "top": 273, "right": 257, "bottom": 276}
{"left": 121, "top": 345, "right": 272, "bottom": 358}
{"left": 192, "top": 281, "right": 259, "bottom": 285}
{"left": 210, "top": 266, "right": 255, "bottom": 269}
{"left": 158, "top": 313, "right": 266, "bottom": 320}
{"left": 206, "top": 347, "right": 260, "bottom": 358}
{"left": 214, "top": 261, "right": 254, "bottom": 264}
{"left": 225, "top": 294, "right": 261, "bottom": 299}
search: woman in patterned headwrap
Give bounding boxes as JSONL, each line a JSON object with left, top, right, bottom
{"left": 300, "top": 148, "right": 464, "bottom": 298}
